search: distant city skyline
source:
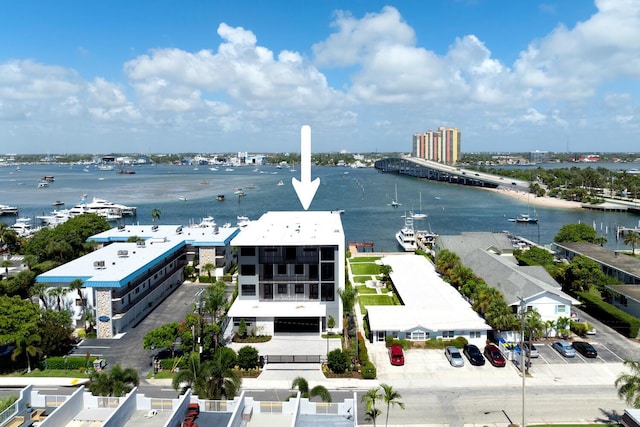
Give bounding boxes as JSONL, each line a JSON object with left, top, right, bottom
{"left": 2, "top": 0, "right": 639, "bottom": 154}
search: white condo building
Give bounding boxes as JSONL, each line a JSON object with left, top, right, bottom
{"left": 228, "top": 211, "right": 345, "bottom": 336}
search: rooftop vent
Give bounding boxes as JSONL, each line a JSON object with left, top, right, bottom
{"left": 176, "top": 226, "right": 183, "bottom": 234}
{"left": 117, "top": 250, "right": 129, "bottom": 257}
{"left": 136, "top": 241, "right": 146, "bottom": 248}
{"left": 93, "top": 260, "right": 106, "bottom": 269}
{"left": 117, "top": 224, "right": 125, "bottom": 230}
{"left": 152, "top": 225, "right": 159, "bottom": 231}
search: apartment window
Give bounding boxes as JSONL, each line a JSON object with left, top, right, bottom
{"left": 240, "top": 264, "right": 256, "bottom": 275}
{"left": 295, "top": 284, "right": 305, "bottom": 294}
{"left": 285, "top": 247, "right": 296, "bottom": 260}
{"left": 277, "top": 264, "right": 287, "bottom": 275}
{"left": 442, "top": 330, "right": 454, "bottom": 338}
{"left": 240, "top": 247, "right": 255, "bottom": 256}
{"left": 263, "top": 284, "right": 273, "bottom": 300}
{"left": 263, "top": 264, "right": 273, "bottom": 280}
{"left": 410, "top": 331, "right": 426, "bottom": 340}
{"left": 278, "top": 284, "right": 288, "bottom": 294}
{"left": 309, "top": 265, "right": 319, "bottom": 280}
{"left": 295, "top": 264, "right": 304, "bottom": 275}
{"left": 310, "top": 284, "right": 319, "bottom": 300}
{"left": 75, "top": 299, "right": 83, "bottom": 307}
{"left": 320, "top": 283, "right": 334, "bottom": 301}
{"left": 469, "top": 331, "right": 482, "bottom": 339}
{"left": 555, "top": 305, "right": 566, "bottom": 314}
{"left": 241, "top": 285, "right": 256, "bottom": 296}
{"left": 320, "top": 247, "right": 335, "bottom": 261}
{"left": 320, "top": 264, "right": 334, "bottom": 281}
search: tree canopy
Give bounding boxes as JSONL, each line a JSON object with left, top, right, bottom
{"left": 554, "top": 223, "right": 599, "bottom": 243}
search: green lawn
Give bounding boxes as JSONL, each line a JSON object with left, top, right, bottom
{"left": 356, "top": 285, "right": 378, "bottom": 294}
{"left": 353, "top": 275, "right": 372, "bottom": 283}
{"left": 17, "top": 369, "right": 90, "bottom": 378}
{"left": 350, "top": 263, "right": 380, "bottom": 275}
{"left": 349, "top": 256, "right": 381, "bottom": 263}
{"left": 358, "top": 295, "right": 396, "bottom": 313}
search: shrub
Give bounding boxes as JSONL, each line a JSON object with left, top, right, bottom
{"left": 238, "top": 318, "right": 247, "bottom": 338}
{"left": 237, "top": 346, "right": 259, "bottom": 370}
{"left": 357, "top": 333, "right": 369, "bottom": 364}
{"left": 327, "top": 349, "right": 350, "bottom": 374}
{"left": 577, "top": 291, "right": 640, "bottom": 338}
{"left": 447, "top": 336, "right": 468, "bottom": 348}
{"left": 424, "top": 338, "right": 445, "bottom": 349}
{"left": 43, "top": 356, "right": 89, "bottom": 370}
{"left": 361, "top": 361, "right": 376, "bottom": 379}
{"left": 570, "top": 321, "right": 589, "bottom": 337}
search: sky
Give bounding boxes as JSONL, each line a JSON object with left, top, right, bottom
{"left": 1, "top": 0, "right": 639, "bottom": 155}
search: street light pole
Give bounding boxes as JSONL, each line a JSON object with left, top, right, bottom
{"left": 519, "top": 297, "right": 526, "bottom": 427}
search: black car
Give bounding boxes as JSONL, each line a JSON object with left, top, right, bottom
{"left": 463, "top": 344, "right": 485, "bottom": 366}
{"left": 572, "top": 341, "right": 598, "bottom": 358}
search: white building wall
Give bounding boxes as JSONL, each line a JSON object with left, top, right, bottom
{"left": 526, "top": 293, "right": 571, "bottom": 322}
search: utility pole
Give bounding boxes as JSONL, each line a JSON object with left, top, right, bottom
{"left": 519, "top": 297, "right": 526, "bottom": 427}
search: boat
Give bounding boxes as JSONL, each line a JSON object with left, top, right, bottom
{"left": 10, "top": 217, "right": 38, "bottom": 237}
{"left": 216, "top": 195, "right": 225, "bottom": 201}
{"left": 178, "top": 196, "right": 187, "bottom": 201}
{"left": 37, "top": 209, "right": 71, "bottom": 228}
{"left": 225, "top": 168, "right": 235, "bottom": 172}
{"left": 209, "top": 167, "right": 218, "bottom": 171}
{"left": 510, "top": 213, "right": 538, "bottom": 224}
{"left": 117, "top": 169, "right": 136, "bottom": 174}
{"left": 0, "top": 204, "right": 19, "bottom": 216}
{"left": 96, "top": 164, "right": 114, "bottom": 171}
{"left": 68, "top": 195, "right": 137, "bottom": 220}
{"left": 41, "top": 176, "right": 55, "bottom": 182}
{"left": 52, "top": 201, "right": 65, "bottom": 206}
{"left": 37, "top": 181, "right": 49, "bottom": 188}
{"left": 388, "top": 183, "right": 402, "bottom": 208}
{"left": 411, "top": 192, "right": 428, "bottom": 219}
{"left": 396, "top": 216, "right": 417, "bottom": 252}
{"left": 194, "top": 216, "right": 217, "bottom": 228}
{"left": 234, "top": 190, "right": 246, "bottom": 197}
{"left": 277, "top": 180, "right": 284, "bottom": 186}
{"left": 237, "top": 215, "right": 251, "bottom": 228}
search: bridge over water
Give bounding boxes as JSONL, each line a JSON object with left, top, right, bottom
{"left": 374, "top": 157, "right": 531, "bottom": 190}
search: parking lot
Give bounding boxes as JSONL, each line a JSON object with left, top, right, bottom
{"left": 529, "top": 339, "right": 625, "bottom": 365}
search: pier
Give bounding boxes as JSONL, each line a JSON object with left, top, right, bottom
{"left": 616, "top": 226, "right": 640, "bottom": 240}
{"left": 348, "top": 241, "right": 375, "bottom": 253}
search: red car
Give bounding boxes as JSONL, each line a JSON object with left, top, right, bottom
{"left": 484, "top": 344, "right": 506, "bottom": 367}
{"left": 389, "top": 345, "right": 405, "bottom": 366}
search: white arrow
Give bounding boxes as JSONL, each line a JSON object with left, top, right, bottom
{"left": 292, "top": 125, "right": 320, "bottom": 210}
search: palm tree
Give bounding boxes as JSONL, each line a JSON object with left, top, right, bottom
{"left": 151, "top": 208, "right": 161, "bottom": 225}
{"left": 48, "top": 286, "right": 68, "bottom": 311}
{"left": 89, "top": 364, "right": 139, "bottom": 397}
{"left": 624, "top": 230, "right": 640, "bottom": 256}
{"left": 69, "top": 278, "right": 85, "bottom": 316}
{"left": 616, "top": 359, "right": 640, "bottom": 408}
{"left": 291, "top": 377, "right": 332, "bottom": 402}
{"left": 0, "top": 259, "right": 12, "bottom": 280}
{"left": 380, "top": 383, "right": 405, "bottom": 427}
{"left": 173, "top": 350, "right": 242, "bottom": 400}
{"left": 30, "top": 281, "right": 49, "bottom": 309}
{"left": 201, "top": 263, "right": 215, "bottom": 280}
{"left": 361, "top": 387, "right": 382, "bottom": 427}
{"left": 11, "top": 333, "right": 43, "bottom": 373}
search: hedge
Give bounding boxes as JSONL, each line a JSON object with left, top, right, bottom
{"left": 576, "top": 291, "right": 640, "bottom": 338}
{"left": 361, "top": 361, "right": 376, "bottom": 379}
{"left": 43, "top": 356, "right": 91, "bottom": 370}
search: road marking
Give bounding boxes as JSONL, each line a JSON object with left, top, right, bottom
{"left": 598, "top": 343, "right": 625, "bottom": 362}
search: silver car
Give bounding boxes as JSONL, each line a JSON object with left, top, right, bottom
{"left": 552, "top": 341, "right": 576, "bottom": 357}
{"left": 445, "top": 346, "right": 465, "bottom": 367}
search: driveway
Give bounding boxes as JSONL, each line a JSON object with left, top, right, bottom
{"left": 68, "top": 281, "right": 206, "bottom": 376}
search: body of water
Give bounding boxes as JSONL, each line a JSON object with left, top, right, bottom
{"left": 2, "top": 163, "right": 640, "bottom": 252}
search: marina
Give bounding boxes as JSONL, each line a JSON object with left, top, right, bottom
{"left": 2, "top": 163, "right": 640, "bottom": 252}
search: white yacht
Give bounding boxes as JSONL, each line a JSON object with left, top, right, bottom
{"left": 68, "top": 196, "right": 137, "bottom": 221}
{"left": 10, "top": 217, "right": 38, "bottom": 237}
{"left": 395, "top": 217, "right": 417, "bottom": 252}
{"left": 0, "top": 204, "right": 19, "bottom": 216}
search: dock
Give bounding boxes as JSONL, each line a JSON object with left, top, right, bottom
{"left": 348, "top": 241, "right": 375, "bottom": 253}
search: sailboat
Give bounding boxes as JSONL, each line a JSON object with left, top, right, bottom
{"left": 508, "top": 193, "right": 538, "bottom": 223}
{"left": 411, "top": 192, "right": 428, "bottom": 219}
{"left": 388, "top": 183, "right": 402, "bottom": 208}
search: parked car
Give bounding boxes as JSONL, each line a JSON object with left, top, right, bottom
{"left": 523, "top": 342, "right": 539, "bottom": 358}
{"left": 552, "top": 341, "right": 576, "bottom": 357}
{"left": 445, "top": 346, "right": 464, "bottom": 367}
{"left": 388, "top": 345, "right": 405, "bottom": 366}
{"left": 572, "top": 341, "right": 598, "bottom": 358}
{"left": 463, "top": 344, "right": 485, "bottom": 366}
{"left": 484, "top": 344, "right": 506, "bottom": 367}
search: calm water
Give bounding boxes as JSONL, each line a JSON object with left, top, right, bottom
{"left": 2, "top": 163, "right": 640, "bottom": 252}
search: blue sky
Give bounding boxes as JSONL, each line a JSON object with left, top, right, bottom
{"left": 2, "top": 0, "right": 639, "bottom": 155}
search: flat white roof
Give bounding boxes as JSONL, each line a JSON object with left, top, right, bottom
{"left": 231, "top": 211, "right": 344, "bottom": 247}
{"left": 366, "top": 255, "right": 488, "bottom": 332}
{"left": 36, "top": 238, "right": 184, "bottom": 288}
{"left": 89, "top": 223, "right": 239, "bottom": 246}
{"left": 228, "top": 300, "right": 327, "bottom": 318}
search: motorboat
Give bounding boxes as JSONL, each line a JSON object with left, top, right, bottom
{"left": 0, "top": 204, "right": 19, "bottom": 216}
{"left": 395, "top": 217, "right": 417, "bottom": 252}
{"left": 37, "top": 181, "right": 49, "bottom": 188}
{"left": 509, "top": 213, "right": 538, "bottom": 224}
{"left": 52, "top": 201, "right": 65, "bottom": 206}
{"left": 117, "top": 169, "right": 136, "bottom": 174}
{"left": 37, "top": 210, "right": 71, "bottom": 228}
{"left": 216, "top": 195, "right": 225, "bottom": 201}
{"left": 68, "top": 196, "right": 137, "bottom": 220}
{"left": 41, "top": 176, "right": 55, "bottom": 182}
{"left": 277, "top": 180, "right": 284, "bottom": 186}
{"left": 96, "top": 164, "right": 114, "bottom": 171}
{"left": 237, "top": 215, "right": 251, "bottom": 228}
{"left": 10, "top": 217, "right": 38, "bottom": 237}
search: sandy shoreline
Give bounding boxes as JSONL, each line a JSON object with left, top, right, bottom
{"left": 487, "top": 187, "right": 583, "bottom": 210}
